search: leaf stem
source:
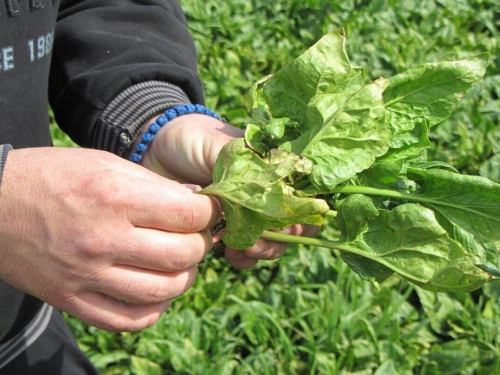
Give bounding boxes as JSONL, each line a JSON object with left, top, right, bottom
{"left": 330, "top": 185, "right": 458, "bottom": 210}
{"left": 325, "top": 210, "right": 337, "bottom": 218}
{"left": 261, "top": 230, "right": 343, "bottom": 249}
{"left": 260, "top": 230, "right": 376, "bottom": 265}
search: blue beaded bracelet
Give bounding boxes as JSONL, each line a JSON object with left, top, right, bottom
{"left": 129, "top": 104, "right": 220, "bottom": 163}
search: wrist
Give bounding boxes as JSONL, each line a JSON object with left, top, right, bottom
{"left": 129, "top": 104, "right": 220, "bottom": 164}
{"left": 92, "top": 81, "right": 191, "bottom": 157}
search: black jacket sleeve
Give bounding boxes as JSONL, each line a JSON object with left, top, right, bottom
{"left": 49, "top": 0, "right": 204, "bottom": 154}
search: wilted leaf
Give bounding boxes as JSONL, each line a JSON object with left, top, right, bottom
{"left": 285, "top": 78, "right": 391, "bottom": 191}
{"left": 263, "top": 28, "right": 366, "bottom": 127}
{"left": 201, "top": 139, "right": 329, "bottom": 249}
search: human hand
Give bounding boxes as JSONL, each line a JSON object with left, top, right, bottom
{"left": 0, "top": 147, "right": 220, "bottom": 331}
{"left": 137, "top": 113, "right": 320, "bottom": 269}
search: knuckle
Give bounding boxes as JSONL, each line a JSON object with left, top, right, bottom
{"left": 168, "top": 251, "right": 195, "bottom": 271}
{"left": 120, "top": 277, "right": 166, "bottom": 305}
{"left": 179, "top": 196, "right": 220, "bottom": 232}
{"left": 84, "top": 170, "right": 130, "bottom": 208}
{"left": 180, "top": 204, "right": 206, "bottom": 231}
{"left": 98, "top": 317, "right": 126, "bottom": 332}
{"left": 101, "top": 316, "right": 156, "bottom": 332}
{"left": 169, "top": 234, "right": 211, "bottom": 270}
{"left": 145, "top": 283, "right": 168, "bottom": 304}
{"left": 77, "top": 227, "right": 113, "bottom": 259}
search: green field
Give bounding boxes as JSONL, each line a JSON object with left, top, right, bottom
{"left": 53, "top": 0, "right": 500, "bottom": 373}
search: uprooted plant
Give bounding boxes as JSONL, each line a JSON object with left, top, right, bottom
{"left": 201, "top": 29, "right": 500, "bottom": 293}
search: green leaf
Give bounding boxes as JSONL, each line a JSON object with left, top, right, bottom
{"left": 89, "top": 352, "right": 130, "bottom": 371}
{"left": 336, "top": 195, "right": 394, "bottom": 286}
{"left": 373, "top": 361, "right": 401, "bottom": 375}
{"left": 287, "top": 77, "right": 391, "bottom": 191}
{"left": 360, "top": 121, "right": 431, "bottom": 188}
{"left": 248, "top": 74, "right": 272, "bottom": 113}
{"left": 480, "top": 153, "right": 500, "bottom": 183}
{"left": 383, "top": 53, "right": 490, "bottom": 135}
{"left": 336, "top": 194, "right": 493, "bottom": 292}
{"left": 262, "top": 28, "right": 366, "bottom": 127}
{"left": 201, "top": 139, "right": 329, "bottom": 249}
{"left": 407, "top": 168, "right": 500, "bottom": 250}
{"left": 422, "top": 339, "right": 496, "bottom": 374}
{"left": 245, "top": 123, "right": 268, "bottom": 155}
{"left": 130, "top": 356, "right": 162, "bottom": 375}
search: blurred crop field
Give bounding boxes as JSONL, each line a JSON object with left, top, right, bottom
{"left": 52, "top": 0, "right": 500, "bottom": 374}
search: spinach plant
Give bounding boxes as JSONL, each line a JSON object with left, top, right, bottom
{"left": 201, "top": 29, "right": 500, "bottom": 293}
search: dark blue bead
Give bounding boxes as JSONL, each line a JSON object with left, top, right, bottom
{"left": 156, "top": 115, "right": 167, "bottom": 126}
{"left": 141, "top": 132, "right": 154, "bottom": 143}
{"left": 130, "top": 153, "right": 142, "bottom": 163}
{"left": 175, "top": 106, "right": 188, "bottom": 116}
{"left": 165, "top": 108, "right": 177, "bottom": 120}
{"left": 194, "top": 104, "right": 206, "bottom": 113}
{"left": 130, "top": 104, "right": 220, "bottom": 164}
{"left": 136, "top": 143, "right": 147, "bottom": 152}
{"left": 185, "top": 103, "right": 196, "bottom": 113}
{"left": 148, "top": 123, "right": 161, "bottom": 134}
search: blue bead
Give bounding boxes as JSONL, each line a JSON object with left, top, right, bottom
{"left": 130, "top": 104, "right": 220, "bottom": 164}
{"left": 175, "top": 106, "right": 188, "bottom": 116}
{"left": 136, "top": 143, "right": 147, "bottom": 152}
{"left": 165, "top": 108, "right": 177, "bottom": 120}
{"left": 156, "top": 115, "right": 167, "bottom": 126}
{"left": 130, "top": 153, "right": 142, "bottom": 163}
{"left": 148, "top": 123, "right": 161, "bottom": 134}
{"left": 141, "top": 132, "right": 155, "bottom": 143}
{"left": 194, "top": 104, "right": 206, "bottom": 113}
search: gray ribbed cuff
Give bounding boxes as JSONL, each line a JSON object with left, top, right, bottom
{"left": 92, "top": 81, "right": 191, "bottom": 157}
{"left": 0, "top": 144, "right": 13, "bottom": 188}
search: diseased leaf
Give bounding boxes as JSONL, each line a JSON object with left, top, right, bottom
{"left": 336, "top": 194, "right": 394, "bottom": 286}
{"left": 245, "top": 123, "right": 268, "bottom": 155}
{"left": 245, "top": 114, "right": 290, "bottom": 155}
{"left": 200, "top": 139, "right": 329, "bottom": 249}
{"left": 248, "top": 74, "right": 272, "bottom": 113}
{"left": 360, "top": 121, "right": 431, "bottom": 188}
{"left": 407, "top": 168, "right": 500, "bottom": 249}
{"left": 336, "top": 195, "right": 492, "bottom": 292}
{"left": 433, "top": 211, "right": 499, "bottom": 271}
{"left": 262, "top": 29, "right": 366, "bottom": 128}
{"left": 285, "top": 78, "right": 391, "bottom": 191}
{"left": 383, "top": 53, "right": 490, "bottom": 136}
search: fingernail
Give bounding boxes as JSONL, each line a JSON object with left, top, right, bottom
{"left": 185, "top": 184, "right": 202, "bottom": 192}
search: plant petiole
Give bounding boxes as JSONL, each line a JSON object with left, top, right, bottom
{"left": 261, "top": 230, "right": 342, "bottom": 250}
